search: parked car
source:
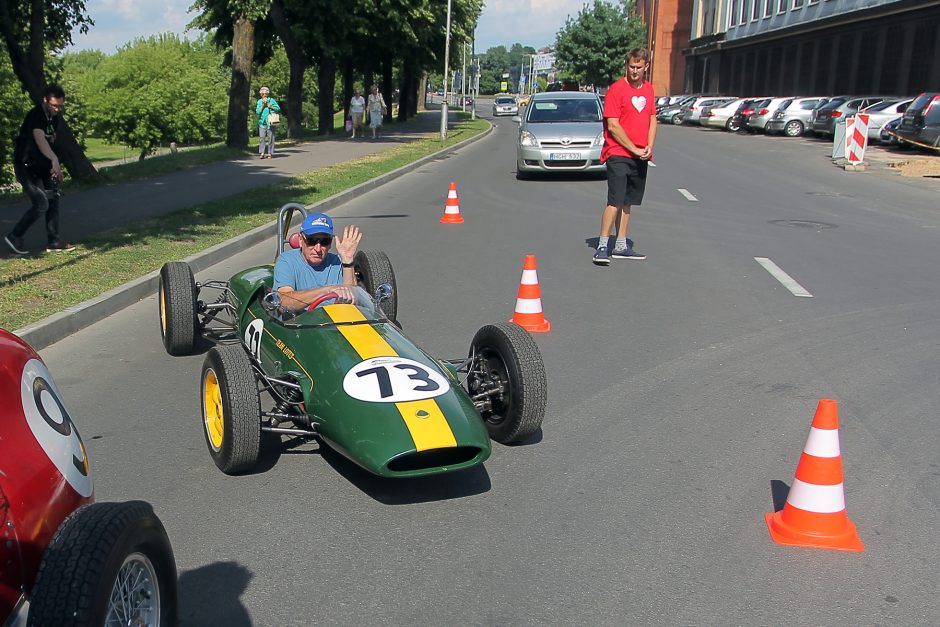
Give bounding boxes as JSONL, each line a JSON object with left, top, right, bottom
{"left": 728, "top": 97, "right": 771, "bottom": 132}
{"left": 682, "top": 96, "right": 735, "bottom": 125}
{"left": 656, "top": 103, "right": 686, "bottom": 125}
{"left": 493, "top": 95, "right": 518, "bottom": 116}
{"left": 745, "top": 97, "right": 792, "bottom": 132}
{"left": 861, "top": 98, "right": 913, "bottom": 141}
{"left": 880, "top": 115, "right": 905, "bottom": 145}
{"left": 701, "top": 98, "right": 748, "bottom": 130}
{"left": 894, "top": 92, "right": 940, "bottom": 148}
{"left": 811, "top": 95, "right": 895, "bottom": 136}
{"left": 766, "top": 97, "right": 828, "bottom": 136}
{"left": 514, "top": 91, "right": 605, "bottom": 179}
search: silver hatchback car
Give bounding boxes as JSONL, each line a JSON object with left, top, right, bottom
{"left": 765, "top": 97, "right": 828, "bottom": 136}
{"left": 514, "top": 91, "right": 605, "bottom": 179}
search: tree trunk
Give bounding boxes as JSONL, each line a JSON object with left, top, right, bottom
{"left": 398, "top": 59, "right": 412, "bottom": 123}
{"left": 382, "top": 59, "right": 393, "bottom": 124}
{"left": 226, "top": 16, "right": 254, "bottom": 150}
{"left": 0, "top": 0, "right": 100, "bottom": 181}
{"left": 419, "top": 71, "right": 429, "bottom": 112}
{"left": 409, "top": 71, "right": 420, "bottom": 117}
{"left": 269, "top": 0, "right": 305, "bottom": 139}
{"left": 317, "top": 55, "right": 336, "bottom": 135}
{"left": 342, "top": 57, "right": 354, "bottom": 121}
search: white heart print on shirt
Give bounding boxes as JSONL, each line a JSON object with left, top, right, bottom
{"left": 631, "top": 95, "right": 646, "bottom": 113}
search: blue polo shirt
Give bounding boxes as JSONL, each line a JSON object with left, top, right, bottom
{"left": 273, "top": 249, "right": 343, "bottom": 291}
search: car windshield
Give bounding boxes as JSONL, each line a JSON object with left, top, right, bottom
{"left": 863, "top": 99, "right": 899, "bottom": 113}
{"left": 263, "top": 285, "right": 390, "bottom": 326}
{"left": 495, "top": 97, "right": 516, "bottom": 104}
{"left": 820, "top": 98, "right": 846, "bottom": 110}
{"left": 527, "top": 99, "right": 601, "bottom": 122}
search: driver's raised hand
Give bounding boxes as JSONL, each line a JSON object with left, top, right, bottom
{"left": 334, "top": 286, "right": 355, "bottom": 303}
{"left": 335, "top": 224, "right": 362, "bottom": 264}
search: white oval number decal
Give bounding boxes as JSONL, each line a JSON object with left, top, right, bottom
{"left": 20, "top": 359, "right": 93, "bottom": 497}
{"left": 245, "top": 318, "right": 264, "bottom": 361}
{"left": 343, "top": 357, "right": 450, "bottom": 403}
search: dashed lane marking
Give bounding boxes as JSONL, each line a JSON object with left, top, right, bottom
{"left": 678, "top": 188, "right": 698, "bottom": 202}
{"left": 754, "top": 257, "right": 813, "bottom": 298}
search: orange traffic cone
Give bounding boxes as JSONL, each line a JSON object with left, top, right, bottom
{"left": 440, "top": 182, "right": 464, "bottom": 223}
{"left": 509, "top": 255, "right": 551, "bottom": 333}
{"left": 765, "top": 399, "right": 864, "bottom": 552}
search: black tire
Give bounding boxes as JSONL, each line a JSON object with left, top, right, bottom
{"left": 354, "top": 249, "right": 398, "bottom": 322}
{"left": 784, "top": 119, "right": 804, "bottom": 137}
{"left": 516, "top": 167, "right": 530, "bottom": 180}
{"left": 726, "top": 118, "right": 741, "bottom": 132}
{"left": 201, "top": 344, "right": 261, "bottom": 474}
{"left": 27, "top": 501, "right": 177, "bottom": 627}
{"left": 671, "top": 112, "right": 684, "bottom": 125}
{"left": 469, "top": 322, "right": 546, "bottom": 444}
{"left": 158, "top": 261, "right": 197, "bottom": 356}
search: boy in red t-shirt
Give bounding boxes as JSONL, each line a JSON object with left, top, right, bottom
{"left": 593, "top": 48, "right": 657, "bottom": 265}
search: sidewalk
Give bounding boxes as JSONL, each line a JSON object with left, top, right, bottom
{"left": 1, "top": 109, "right": 454, "bottom": 254}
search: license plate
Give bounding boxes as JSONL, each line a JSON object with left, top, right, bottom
{"left": 550, "top": 152, "right": 581, "bottom": 160}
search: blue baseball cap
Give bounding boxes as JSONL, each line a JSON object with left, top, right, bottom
{"left": 300, "top": 213, "right": 334, "bottom": 236}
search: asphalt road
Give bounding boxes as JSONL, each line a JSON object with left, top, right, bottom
{"left": 38, "top": 103, "right": 940, "bottom": 625}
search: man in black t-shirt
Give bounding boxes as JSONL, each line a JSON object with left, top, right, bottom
{"left": 5, "top": 84, "right": 75, "bottom": 255}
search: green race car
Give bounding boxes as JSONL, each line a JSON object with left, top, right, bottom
{"left": 157, "top": 204, "right": 546, "bottom": 478}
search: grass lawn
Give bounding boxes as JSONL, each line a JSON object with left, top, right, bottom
{"left": 0, "top": 115, "right": 488, "bottom": 331}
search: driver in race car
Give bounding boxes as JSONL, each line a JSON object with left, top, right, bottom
{"left": 273, "top": 212, "right": 362, "bottom": 311}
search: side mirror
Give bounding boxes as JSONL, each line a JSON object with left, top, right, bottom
{"left": 511, "top": 115, "right": 522, "bottom": 124}
{"left": 374, "top": 282, "right": 394, "bottom": 305}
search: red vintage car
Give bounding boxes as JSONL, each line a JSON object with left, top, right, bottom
{"left": 0, "top": 329, "right": 177, "bottom": 626}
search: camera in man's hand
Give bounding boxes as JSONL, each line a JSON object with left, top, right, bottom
{"left": 44, "top": 177, "right": 61, "bottom": 200}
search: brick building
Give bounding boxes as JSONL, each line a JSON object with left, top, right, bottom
{"left": 637, "top": 0, "right": 695, "bottom": 96}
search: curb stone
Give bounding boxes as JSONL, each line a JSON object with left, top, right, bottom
{"left": 15, "top": 122, "right": 493, "bottom": 350}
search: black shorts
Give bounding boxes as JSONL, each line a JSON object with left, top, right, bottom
{"left": 606, "top": 155, "right": 648, "bottom": 207}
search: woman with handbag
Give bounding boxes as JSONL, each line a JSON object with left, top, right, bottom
{"left": 367, "top": 85, "right": 387, "bottom": 139}
{"left": 256, "top": 86, "right": 281, "bottom": 158}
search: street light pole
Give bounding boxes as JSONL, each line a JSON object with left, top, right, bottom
{"left": 440, "top": 0, "right": 452, "bottom": 140}
{"left": 462, "top": 42, "right": 467, "bottom": 112}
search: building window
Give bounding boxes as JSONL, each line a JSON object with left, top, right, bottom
{"left": 808, "top": 0, "right": 818, "bottom": 4}
{"left": 729, "top": 0, "right": 739, "bottom": 26}
{"left": 740, "top": 0, "right": 749, "bottom": 24}
{"left": 778, "top": 0, "right": 787, "bottom": 13}
{"left": 764, "top": 0, "right": 773, "bottom": 17}
{"left": 793, "top": 0, "right": 804, "bottom": 8}
{"left": 752, "top": 0, "right": 760, "bottom": 20}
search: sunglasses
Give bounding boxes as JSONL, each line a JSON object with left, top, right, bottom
{"left": 304, "top": 235, "right": 333, "bottom": 247}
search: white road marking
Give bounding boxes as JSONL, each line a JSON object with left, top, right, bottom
{"left": 649, "top": 162, "right": 657, "bottom": 167}
{"left": 754, "top": 257, "right": 813, "bottom": 298}
{"left": 678, "top": 188, "right": 698, "bottom": 202}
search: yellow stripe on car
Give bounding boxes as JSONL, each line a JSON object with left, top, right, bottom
{"left": 324, "top": 304, "right": 457, "bottom": 451}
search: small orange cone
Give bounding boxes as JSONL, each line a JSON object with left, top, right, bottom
{"left": 765, "top": 399, "right": 864, "bottom": 552}
{"left": 440, "top": 182, "right": 464, "bottom": 223}
{"left": 509, "top": 255, "right": 551, "bottom": 333}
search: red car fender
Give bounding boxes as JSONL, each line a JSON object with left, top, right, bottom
{"left": 0, "top": 330, "right": 94, "bottom": 619}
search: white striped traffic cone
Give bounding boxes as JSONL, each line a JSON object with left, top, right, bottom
{"left": 440, "top": 182, "right": 464, "bottom": 224}
{"left": 509, "top": 254, "right": 550, "bottom": 333}
{"left": 765, "top": 399, "right": 864, "bottom": 551}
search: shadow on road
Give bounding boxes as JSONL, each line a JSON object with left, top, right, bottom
{"left": 179, "top": 560, "right": 253, "bottom": 626}
{"left": 770, "top": 479, "right": 790, "bottom": 512}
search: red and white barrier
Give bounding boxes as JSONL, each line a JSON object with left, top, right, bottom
{"left": 845, "top": 114, "right": 869, "bottom": 164}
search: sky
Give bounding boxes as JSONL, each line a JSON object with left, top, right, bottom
{"left": 67, "top": 0, "right": 588, "bottom": 54}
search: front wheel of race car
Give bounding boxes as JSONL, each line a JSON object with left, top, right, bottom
{"left": 27, "top": 501, "right": 178, "bottom": 627}
{"left": 201, "top": 344, "right": 262, "bottom": 474}
{"left": 469, "top": 322, "right": 546, "bottom": 444}
{"left": 158, "top": 261, "right": 197, "bottom": 356}
{"left": 354, "top": 249, "right": 398, "bottom": 322}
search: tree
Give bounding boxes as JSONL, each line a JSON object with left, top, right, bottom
{"left": 190, "top": 0, "right": 271, "bottom": 150}
{"left": 0, "top": 0, "right": 99, "bottom": 180}
{"left": 554, "top": 0, "right": 646, "bottom": 88}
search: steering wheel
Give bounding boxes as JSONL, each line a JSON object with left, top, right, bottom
{"left": 306, "top": 291, "right": 338, "bottom": 312}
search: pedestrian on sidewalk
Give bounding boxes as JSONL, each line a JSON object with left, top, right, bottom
{"left": 593, "top": 48, "right": 657, "bottom": 266}
{"left": 256, "top": 87, "right": 281, "bottom": 158}
{"left": 5, "top": 84, "right": 75, "bottom": 255}
{"left": 349, "top": 89, "right": 365, "bottom": 139}
{"left": 367, "top": 85, "right": 387, "bottom": 139}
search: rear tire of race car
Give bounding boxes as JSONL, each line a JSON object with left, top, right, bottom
{"left": 158, "top": 261, "right": 197, "bottom": 356}
{"left": 354, "top": 249, "right": 398, "bottom": 322}
{"left": 469, "top": 322, "right": 546, "bottom": 444}
{"left": 201, "top": 344, "right": 261, "bottom": 474}
{"left": 27, "top": 501, "right": 178, "bottom": 627}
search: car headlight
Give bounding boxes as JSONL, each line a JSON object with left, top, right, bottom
{"left": 519, "top": 130, "right": 538, "bottom": 147}
{"left": 593, "top": 132, "right": 604, "bottom": 146}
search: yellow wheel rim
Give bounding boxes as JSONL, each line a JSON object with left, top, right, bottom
{"left": 203, "top": 369, "right": 224, "bottom": 450}
{"left": 159, "top": 285, "right": 167, "bottom": 334}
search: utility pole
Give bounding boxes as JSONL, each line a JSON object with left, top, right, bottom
{"left": 461, "top": 42, "right": 467, "bottom": 112}
{"left": 440, "top": 0, "right": 452, "bottom": 140}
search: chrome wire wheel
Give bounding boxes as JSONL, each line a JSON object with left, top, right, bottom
{"left": 105, "top": 552, "right": 161, "bottom": 627}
